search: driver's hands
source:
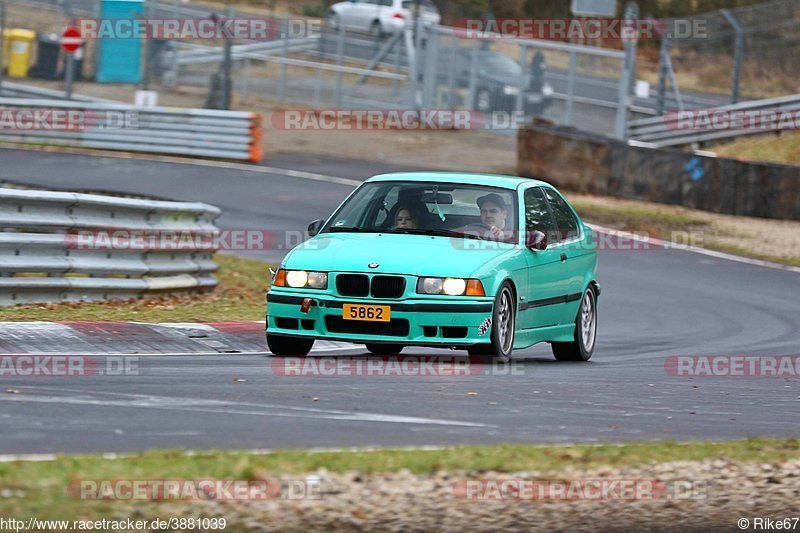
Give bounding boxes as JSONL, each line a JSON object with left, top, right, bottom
{"left": 490, "top": 226, "right": 503, "bottom": 239}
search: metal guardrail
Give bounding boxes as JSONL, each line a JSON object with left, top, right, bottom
{"left": 172, "top": 37, "right": 319, "bottom": 66}
{"left": 0, "top": 81, "right": 113, "bottom": 102}
{"left": 628, "top": 93, "right": 800, "bottom": 147}
{"left": 0, "top": 187, "right": 222, "bottom": 306}
{"left": 0, "top": 98, "right": 264, "bottom": 161}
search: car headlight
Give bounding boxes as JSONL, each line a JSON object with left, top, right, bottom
{"left": 417, "top": 277, "right": 485, "bottom": 296}
{"left": 275, "top": 269, "right": 328, "bottom": 289}
{"left": 502, "top": 85, "right": 519, "bottom": 96}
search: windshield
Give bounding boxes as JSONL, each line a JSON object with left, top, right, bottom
{"left": 479, "top": 53, "right": 523, "bottom": 76}
{"left": 322, "top": 181, "right": 519, "bottom": 243}
{"left": 401, "top": 0, "right": 437, "bottom": 11}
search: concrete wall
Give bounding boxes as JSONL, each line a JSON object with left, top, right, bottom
{"left": 518, "top": 123, "right": 800, "bottom": 220}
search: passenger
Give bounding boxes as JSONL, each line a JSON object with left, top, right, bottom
{"left": 394, "top": 205, "right": 419, "bottom": 230}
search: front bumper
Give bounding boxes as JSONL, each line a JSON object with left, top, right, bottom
{"left": 266, "top": 290, "right": 495, "bottom": 346}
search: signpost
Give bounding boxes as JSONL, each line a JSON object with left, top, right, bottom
{"left": 60, "top": 25, "right": 83, "bottom": 99}
{"left": 0, "top": 0, "right": 6, "bottom": 94}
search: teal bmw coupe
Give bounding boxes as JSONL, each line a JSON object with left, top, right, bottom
{"left": 266, "top": 172, "right": 599, "bottom": 362}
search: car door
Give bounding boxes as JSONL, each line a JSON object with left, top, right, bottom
{"left": 353, "top": 0, "right": 377, "bottom": 31}
{"left": 520, "top": 186, "right": 569, "bottom": 330}
{"left": 542, "top": 187, "right": 587, "bottom": 324}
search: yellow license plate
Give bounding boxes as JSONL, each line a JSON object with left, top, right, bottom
{"left": 342, "top": 304, "right": 391, "bottom": 322}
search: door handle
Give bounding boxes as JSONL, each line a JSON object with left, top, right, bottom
{"left": 560, "top": 253, "right": 567, "bottom": 262}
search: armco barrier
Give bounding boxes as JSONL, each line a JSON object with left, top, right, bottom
{"left": 0, "top": 188, "right": 221, "bottom": 306}
{"left": 518, "top": 123, "right": 800, "bottom": 221}
{"left": 0, "top": 98, "right": 264, "bottom": 162}
{"left": 628, "top": 93, "right": 800, "bottom": 148}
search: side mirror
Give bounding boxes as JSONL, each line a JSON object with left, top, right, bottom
{"left": 307, "top": 219, "right": 324, "bottom": 237}
{"left": 527, "top": 230, "right": 547, "bottom": 251}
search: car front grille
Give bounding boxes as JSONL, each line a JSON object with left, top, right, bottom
{"left": 370, "top": 276, "right": 405, "bottom": 298}
{"left": 336, "top": 274, "right": 406, "bottom": 298}
{"left": 336, "top": 274, "right": 370, "bottom": 297}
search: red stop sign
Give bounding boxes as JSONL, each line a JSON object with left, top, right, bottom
{"left": 60, "top": 26, "right": 83, "bottom": 54}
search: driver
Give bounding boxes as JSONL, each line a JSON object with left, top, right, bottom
{"left": 477, "top": 193, "right": 509, "bottom": 241}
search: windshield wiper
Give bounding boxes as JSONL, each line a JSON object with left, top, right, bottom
{"left": 391, "top": 228, "right": 480, "bottom": 240}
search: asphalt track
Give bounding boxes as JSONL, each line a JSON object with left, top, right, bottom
{"left": 0, "top": 147, "right": 799, "bottom": 454}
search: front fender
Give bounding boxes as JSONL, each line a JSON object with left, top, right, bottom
{"left": 469, "top": 249, "right": 527, "bottom": 298}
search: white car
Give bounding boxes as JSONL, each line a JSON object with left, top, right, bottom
{"left": 328, "top": 0, "right": 441, "bottom": 36}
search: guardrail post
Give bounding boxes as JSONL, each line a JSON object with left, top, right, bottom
{"left": 467, "top": 40, "right": 478, "bottom": 112}
{"left": 0, "top": 0, "right": 6, "bottom": 93}
{"left": 335, "top": 22, "right": 345, "bottom": 107}
{"left": 656, "top": 36, "right": 670, "bottom": 116}
{"left": 565, "top": 49, "right": 577, "bottom": 126}
{"left": 721, "top": 8, "right": 744, "bottom": 104}
{"left": 392, "top": 35, "right": 402, "bottom": 100}
{"left": 421, "top": 26, "right": 438, "bottom": 108}
{"left": 515, "top": 44, "right": 526, "bottom": 117}
{"left": 278, "top": 16, "right": 288, "bottom": 101}
{"left": 221, "top": 6, "right": 234, "bottom": 110}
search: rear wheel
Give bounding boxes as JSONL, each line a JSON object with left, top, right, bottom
{"left": 551, "top": 287, "right": 597, "bottom": 362}
{"left": 267, "top": 334, "right": 314, "bottom": 357}
{"left": 470, "top": 282, "right": 515, "bottom": 364}
{"left": 365, "top": 343, "right": 404, "bottom": 355}
{"left": 370, "top": 20, "right": 384, "bottom": 39}
{"left": 328, "top": 12, "right": 341, "bottom": 31}
{"left": 475, "top": 88, "right": 492, "bottom": 112}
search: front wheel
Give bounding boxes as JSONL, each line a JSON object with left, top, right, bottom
{"left": 551, "top": 287, "right": 597, "bottom": 362}
{"left": 267, "top": 334, "right": 314, "bottom": 357}
{"left": 472, "top": 282, "right": 516, "bottom": 363}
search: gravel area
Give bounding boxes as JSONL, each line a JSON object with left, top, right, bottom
{"left": 172, "top": 458, "right": 800, "bottom": 532}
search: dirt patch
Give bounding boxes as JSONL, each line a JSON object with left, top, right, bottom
{"left": 163, "top": 458, "right": 799, "bottom": 531}
{"left": 570, "top": 193, "right": 800, "bottom": 266}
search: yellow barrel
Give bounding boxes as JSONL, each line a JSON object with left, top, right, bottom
{"left": 5, "top": 29, "right": 36, "bottom": 78}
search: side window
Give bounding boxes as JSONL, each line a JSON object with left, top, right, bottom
{"left": 543, "top": 188, "right": 579, "bottom": 242}
{"left": 524, "top": 187, "right": 557, "bottom": 241}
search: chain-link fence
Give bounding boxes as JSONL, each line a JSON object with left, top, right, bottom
{"left": 659, "top": 0, "right": 799, "bottom": 105}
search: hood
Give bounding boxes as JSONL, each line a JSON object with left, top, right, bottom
{"left": 283, "top": 232, "right": 515, "bottom": 278}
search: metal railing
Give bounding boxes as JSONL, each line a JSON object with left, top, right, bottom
{"left": 0, "top": 98, "right": 263, "bottom": 161}
{"left": 0, "top": 187, "right": 222, "bottom": 306}
{"left": 628, "top": 93, "right": 800, "bottom": 147}
{"left": 0, "top": 81, "right": 112, "bottom": 102}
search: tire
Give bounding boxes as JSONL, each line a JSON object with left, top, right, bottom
{"left": 471, "top": 282, "right": 516, "bottom": 364}
{"left": 267, "top": 334, "right": 314, "bottom": 357}
{"left": 365, "top": 343, "right": 404, "bottom": 355}
{"left": 370, "top": 20, "right": 383, "bottom": 39}
{"left": 551, "top": 287, "right": 597, "bottom": 362}
{"left": 474, "top": 88, "right": 493, "bottom": 113}
{"left": 328, "top": 12, "right": 340, "bottom": 31}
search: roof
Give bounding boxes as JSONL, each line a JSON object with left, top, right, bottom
{"left": 366, "top": 172, "right": 549, "bottom": 190}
